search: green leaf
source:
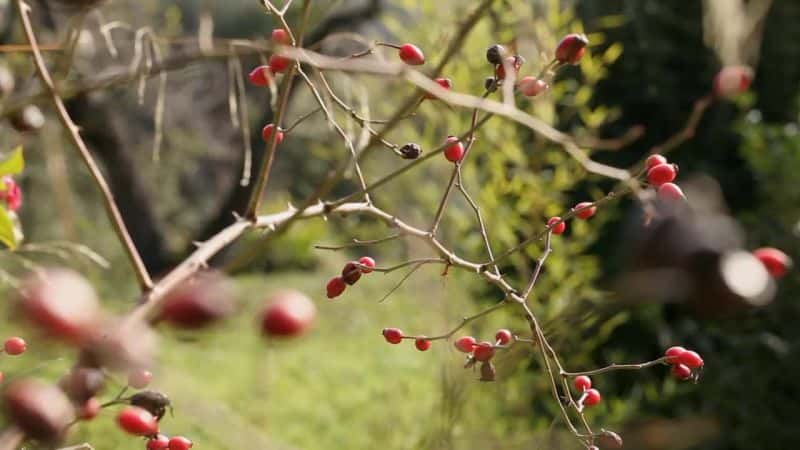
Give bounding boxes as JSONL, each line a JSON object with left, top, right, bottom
{"left": 0, "top": 146, "right": 24, "bottom": 178}
{"left": 0, "top": 207, "right": 16, "bottom": 250}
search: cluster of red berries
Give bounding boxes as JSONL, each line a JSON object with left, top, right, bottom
{"left": 0, "top": 336, "right": 27, "bottom": 383}
{"left": 247, "top": 28, "right": 292, "bottom": 87}
{"left": 572, "top": 375, "right": 602, "bottom": 409}
{"left": 664, "top": 346, "right": 704, "bottom": 381}
{"left": 326, "top": 256, "right": 376, "bottom": 299}
{"left": 544, "top": 200, "right": 597, "bottom": 236}
{"left": 380, "top": 328, "right": 432, "bottom": 351}
{"left": 645, "top": 153, "right": 686, "bottom": 202}
{"left": 453, "top": 328, "right": 514, "bottom": 361}
{"left": 0, "top": 176, "right": 22, "bottom": 212}
{"left": 117, "top": 406, "right": 192, "bottom": 449}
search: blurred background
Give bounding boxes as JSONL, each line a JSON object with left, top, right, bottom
{"left": 0, "top": 0, "right": 798, "bottom": 449}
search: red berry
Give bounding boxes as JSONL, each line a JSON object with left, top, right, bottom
{"left": 677, "top": 350, "right": 704, "bottom": 369}
{"left": 398, "top": 43, "right": 425, "bottom": 65}
{"left": 657, "top": 182, "right": 686, "bottom": 201}
{"left": 444, "top": 136, "right": 465, "bottom": 163}
{"left": 583, "top": 388, "right": 602, "bottom": 407}
{"left": 518, "top": 76, "right": 548, "bottom": 97}
{"left": 671, "top": 364, "right": 692, "bottom": 380}
{"left": 495, "top": 329, "right": 512, "bottom": 345}
{"left": 573, "top": 375, "right": 592, "bottom": 392}
{"left": 147, "top": 434, "right": 170, "bottom": 450}
{"left": 555, "top": 33, "right": 589, "bottom": 65}
{"left": 415, "top": 337, "right": 431, "bottom": 351}
{"left": 268, "top": 54, "right": 292, "bottom": 73}
{"left": 752, "top": 247, "right": 792, "bottom": 279}
{"left": 78, "top": 397, "right": 101, "bottom": 420}
{"left": 424, "top": 78, "right": 453, "bottom": 100}
{"left": 271, "top": 28, "right": 290, "bottom": 45}
{"left": 473, "top": 341, "right": 495, "bottom": 361}
{"left": 260, "top": 290, "right": 317, "bottom": 337}
{"left": 248, "top": 65, "right": 272, "bottom": 86}
{"left": 664, "top": 346, "right": 687, "bottom": 363}
{"left": 1, "top": 176, "right": 22, "bottom": 212}
{"left": 261, "top": 123, "right": 285, "bottom": 145}
{"left": 494, "top": 56, "right": 522, "bottom": 80}
{"left": 454, "top": 336, "right": 476, "bottom": 353}
{"left": 3, "top": 337, "right": 26, "bottom": 355}
{"left": 358, "top": 256, "right": 376, "bottom": 273}
{"left": 326, "top": 276, "right": 346, "bottom": 299}
{"left": 116, "top": 406, "right": 158, "bottom": 435}
{"left": 573, "top": 202, "right": 596, "bottom": 220}
{"left": 382, "top": 328, "right": 404, "bottom": 344}
{"left": 168, "top": 436, "right": 193, "bottom": 450}
{"left": 127, "top": 369, "right": 153, "bottom": 389}
{"left": 645, "top": 154, "right": 668, "bottom": 170}
{"left": 341, "top": 261, "right": 362, "bottom": 285}
{"left": 3, "top": 379, "right": 74, "bottom": 441}
{"left": 547, "top": 216, "right": 566, "bottom": 235}
{"left": 713, "top": 65, "right": 753, "bottom": 98}
{"left": 159, "top": 272, "right": 235, "bottom": 329}
{"left": 647, "top": 163, "right": 677, "bottom": 186}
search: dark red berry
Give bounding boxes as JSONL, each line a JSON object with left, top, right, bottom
{"left": 358, "top": 256, "right": 376, "bottom": 273}
{"left": 147, "top": 434, "right": 170, "bottom": 450}
{"left": 494, "top": 329, "right": 512, "bottom": 345}
{"left": 78, "top": 397, "right": 101, "bottom": 420}
{"left": 127, "top": 369, "right": 153, "bottom": 389}
{"left": 260, "top": 291, "right": 316, "bottom": 337}
{"left": 248, "top": 65, "right": 272, "bottom": 87}
{"left": 664, "top": 346, "right": 686, "bottom": 363}
{"left": 444, "top": 136, "right": 465, "bottom": 163}
{"left": 518, "top": 76, "right": 548, "bottom": 97}
{"left": 3, "top": 336, "right": 26, "bottom": 355}
{"left": 326, "top": 276, "right": 346, "bottom": 299}
{"left": 424, "top": 78, "right": 453, "bottom": 100}
{"left": 573, "top": 202, "right": 596, "bottom": 220}
{"left": 547, "top": 217, "right": 566, "bottom": 235}
{"left": 159, "top": 272, "right": 235, "bottom": 329}
{"left": 341, "top": 261, "right": 362, "bottom": 285}
{"left": 473, "top": 341, "right": 495, "bottom": 361}
{"left": 647, "top": 163, "right": 677, "bottom": 186}
{"left": 645, "top": 154, "right": 667, "bottom": 170}
{"left": 168, "top": 436, "right": 193, "bottom": 450}
{"left": 116, "top": 406, "right": 158, "bottom": 435}
{"left": 677, "top": 350, "right": 704, "bottom": 369}
{"left": 583, "top": 388, "right": 602, "bottom": 407}
{"left": 272, "top": 28, "right": 290, "bottom": 45}
{"left": 555, "top": 33, "right": 589, "bottom": 65}
{"left": 713, "top": 65, "right": 753, "bottom": 98}
{"left": 454, "top": 336, "right": 476, "bottom": 353}
{"left": 268, "top": 54, "right": 291, "bottom": 73}
{"left": 398, "top": 43, "right": 425, "bottom": 65}
{"left": 671, "top": 364, "right": 692, "bottom": 380}
{"left": 382, "top": 328, "right": 404, "bottom": 344}
{"left": 573, "top": 375, "right": 592, "bottom": 392}
{"left": 3, "top": 379, "right": 74, "bottom": 441}
{"left": 485, "top": 44, "right": 506, "bottom": 65}
{"left": 657, "top": 182, "right": 686, "bottom": 201}
{"left": 261, "top": 123, "right": 285, "bottom": 145}
{"left": 399, "top": 143, "right": 422, "bottom": 159}
{"left": 753, "top": 247, "right": 792, "bottom": 279}
{"left": 494, "top": 56, "right": 522, "bottom": 80}
{"left": 415, "top": 338, "right": 431, "bottom": 351}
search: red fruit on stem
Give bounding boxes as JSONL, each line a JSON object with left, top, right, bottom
{"left": 168, "top": 436, "right": 194, "bottom": 450}
{"left": 398, "top": 43, "right": 425, "bottom": 65}
{"left": 341, "top": 261, "right": 362, "bottom": 285}
{"left": 555, "top": 33, "right": 589, "bottom": 65}
{"left": 713, "top": 65, "right": 753, "bottom": 98}
{"left": 382, "top": 328, "right": 404, "bottom": 344}
{"left": 657, "top": 182, "right": 686, "bottom": 201}
{"left": 424, "top": 78, "right": 453, "bottom": 100}
{"left": 248, "top": 65, "right": 272, "bottom": 87}
{"left": 271, "top": 28, "right": 290, "bottom": 45}
{"left": 645, "top": 154, "right": 668, "bottom": 170}
{"left": 583, "top": 388, "right": 602, "bottom": 407}
{"left": 261, "top": 123, "right": 285, "bottom": 145}
{"left": 518, "top": 76, "right": 548, "bottom": 97}
{"left": 454, "top": 336, "right": 477, "bottom": 353}
{"left": 159, "top": 272, "right": 236, "bottom": 329}
{"left": 473, "top": 341, "right": 495, "bottom": 361}
{"left": 664, "top": 346, "right": 687, "bottom": 363}
{"left": 547, "top": 216, "right": 566, "bottom": 235}
{"left": 444, "top": 136, "right": 465, "bottom": 163}
{"left": 78, "top": 397, "right": 101, "bottom": 420}
{"left": 116, "top": 406, "right": 158, "bottom": 436}
{"left": 752, "top": 247, "right": 792, "bottom": 279}
{"left": 127, "top": 369, "right": 153, "bottom": 389}
{"left": 671, "top": 364, "right": 692, "bottom": 380}
{"left": 3, "top": 378, "right": 74, "bottom": 441}
{"left": 495, "top": 329, "right": 512, "bottom": 345}
{"left": 261, "top": 290, "right": 317, "bottom": 337}
{"left": 358, "top": 256, "right": 376, "bottom": 273}
{"left": 3, "top": 336, "right": 26, "bottom": 355}
{"left": 677, "top": 350, "right": 704, "bottom": 369}
{"left": 573, "top": 202, "right": 597, "bottom": 220}
{"left": 647, "top": 163, "right": 677, "bottom": 186}
{"left": 147, "top": 435, "right": 170, "bottom": 450}
{"left": 415, "top": 338, "right": 431, "bottom": 351}
{"left": 573, "top": 375, "right": 592, "bottom": 392}
{"left": 1, "top": 176, "right": 22, "bottom": 211}
{"left": 326, "top": 276, "right": 346, "bottom": 299}
{"left": 268, "top": 54, "right": 291, "bottom": 73}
